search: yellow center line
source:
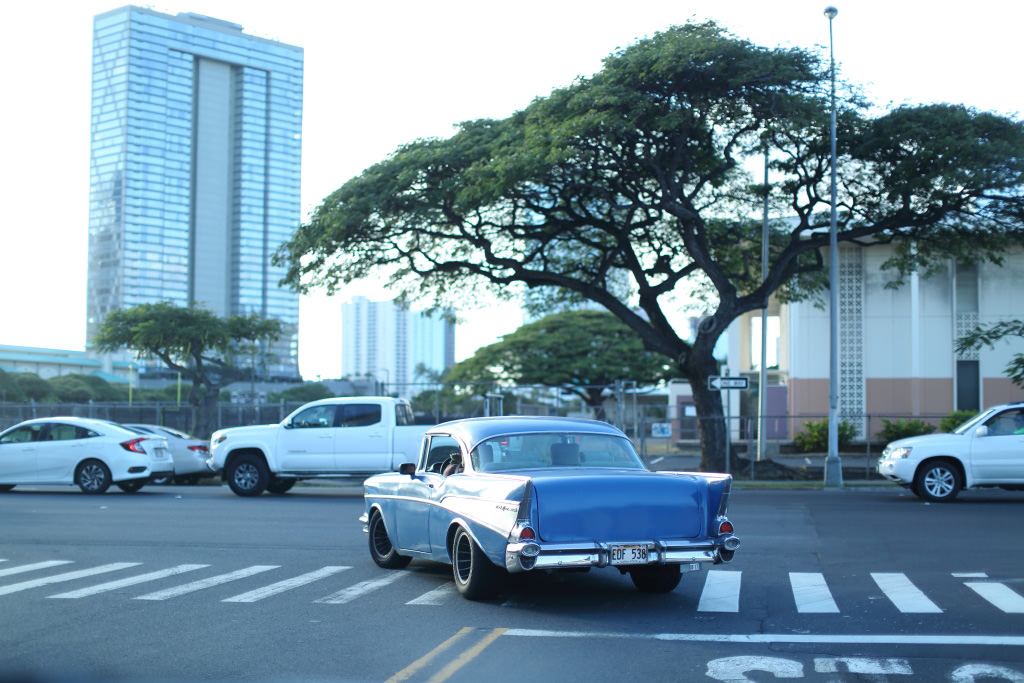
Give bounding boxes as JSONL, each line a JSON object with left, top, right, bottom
{"left": 428, "top": 628, "right": 508, "bottom": 683}
{"left": 385, "top": 627, "right": 473, "bottom": 682}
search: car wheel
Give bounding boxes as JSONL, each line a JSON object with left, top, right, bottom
{"left": 226, "top": 454, "right": 269, "bottom": 496}
{"left": 451, "top": 526, "right": 502, "bottom": 600}
{"left": 368, "top": 510, "right": 412, "bottom": 569}
{"left": 0, "top": 485, "right": 15, "bottom": 493}
{"left": 914, "top": 460, "right": 961, "bottom": 502}
{"left": 76, "top": 460, "right": 112, "bottom": 494}
{"left": 266, "top": 477, "right": 296, "bottom": 495}
{"left": 629, "top": 565, "right": 682, "bottom": 593}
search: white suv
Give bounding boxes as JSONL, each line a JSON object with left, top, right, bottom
{"left": 877, "top": 402, "right": 1024, "bottom": 502}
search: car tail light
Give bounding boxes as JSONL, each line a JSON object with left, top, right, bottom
{"left": 718, "top": 520, "right": 734, "bottom": 535}
{"left": 518, "top": 526, "right": 535, "bottom": 540}
{"left": 121, "top": 437, "right": 148, "bottom": 454}
{"left": 188, "top": 444, "right": 210, "bottom": 454}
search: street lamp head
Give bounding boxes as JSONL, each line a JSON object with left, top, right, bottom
{"left": 824, "top": 6, "right": 838, "bottom": 20}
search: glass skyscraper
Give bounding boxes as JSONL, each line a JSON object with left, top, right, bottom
{"left": 87, "top": 6, "right": 303, "bottom": 377}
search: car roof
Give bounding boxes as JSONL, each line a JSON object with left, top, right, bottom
{"left": 2, "top": 416, "right": 136, "bottom": 434}
{"left": 427, "top": 416, "right": 626, "bottom": 448}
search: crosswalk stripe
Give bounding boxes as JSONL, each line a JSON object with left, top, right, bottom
{"left": 0, "top": 563, "right": 140, "bottom": 597}
{"left": 407, "top": 583, "right": 457, "bottom": 605}
{"left": 790, "top": 572, "right": 840, "bottom": 613}
{"left": 48, "top": 564, "right": 210, "bottom": 599}
{"left": 134, "top": 565, "right": 280, "bottom": 601}
{"left": 871, "top": 572, "right": 942, "bottom": 613}
{"left": 698, "top": 570, "right": 741, "bottom": 612}
{"left": 222, "top": 566, "right": 352, "bottom": 603}
{"left": 964, "top": 582, "right": 1024, "bottom": 614}
{"left": 314, "top": 571, "right": 408, "bottom": 604}
{"left": 0, "top": 560, "right": 74, "bottom": 579}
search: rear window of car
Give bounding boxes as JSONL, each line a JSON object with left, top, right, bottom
{"left": 473, "top": 432, "right": 644, "bottom": 472}
{"left": 341, "top": 404, "right": 382, "bottom": 427}
{"left": 48, "top": 423, "right": 99, "bottom": 441}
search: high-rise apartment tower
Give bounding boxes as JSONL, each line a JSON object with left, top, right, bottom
{"left": 341, "top": 297, "right": 456, "bottom": 398}
{"left": 86, "top": 7, "right": 303, "bottom": 377}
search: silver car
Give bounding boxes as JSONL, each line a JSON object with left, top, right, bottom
{"left": 123, "top": 424, "right": 215, "bottom": 485}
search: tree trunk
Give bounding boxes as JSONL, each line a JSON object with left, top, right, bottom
{"left": 195, "top": 391, "right": 220, "bottom": 439}
{"left": 690, "top": 377, "right": 728, "bottom": 472}
{"left": 679, "top": 318, "right": 729, "bottom": 473}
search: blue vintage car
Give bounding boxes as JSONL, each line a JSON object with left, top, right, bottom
{"left": 360, "top": 416, "right": 739, "bottom": 600}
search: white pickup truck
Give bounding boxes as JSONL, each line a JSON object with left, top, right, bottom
{"left": 210, "top": 397, "right": 430, "bottom": 496}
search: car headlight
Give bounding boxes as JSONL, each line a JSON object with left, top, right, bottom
{"left": 887, "top": 446, "right": 912, "bottom": 459}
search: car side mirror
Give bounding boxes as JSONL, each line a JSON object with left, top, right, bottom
{"left": 399, "top": 462, "right": 416, "bottom": 475}
{"left": 975, "top": 425, "right": 989, "bottom": 437}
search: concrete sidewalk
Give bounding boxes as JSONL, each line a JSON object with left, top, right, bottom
{"left": 644, "top": 451, "right": 884, "bottom": 482}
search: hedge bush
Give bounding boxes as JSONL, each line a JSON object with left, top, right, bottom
{"left": 940, "top": 410, "right": 978, "bottom": 433}
{"left": 793, "top": 418, "right": 856, "bottom": 453}
{"left": 875, "top": 418, "right": 935, "bottom": 443}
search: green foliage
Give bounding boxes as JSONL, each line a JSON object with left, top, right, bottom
{"left": 272, "top": 20, "right": 1024, "bottom": 471}
{"left": 793, "top": 419, "right": 856, "bottom": 453}
{"left": 876, "top": 418, "right": 936, "bottom": 443}
{"left": 0, "top": 369, "right": 27, "bottom": 402}
{"left": 446, "top": 310, "right": 673, "bottom": 409}
{"left": 48, "top": 376, "right": 94, "bottom": 403}
{"left": 15, "top": 373, "right": 51, "bottom": 401}
{"left": 957, "top": 320, "right": 1024, "bottom": 388}
{"left": 940, "top": 410, "right": 978, "bottom": 433}
{"left": 273, "top": 383, "right": 333, "bottom": 402}
{"left": 94, "top": 302, "right": 283, "bottom": 435}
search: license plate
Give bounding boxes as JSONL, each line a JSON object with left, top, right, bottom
{"left": 610, "top": 544, "right": 648, "bottom": 565}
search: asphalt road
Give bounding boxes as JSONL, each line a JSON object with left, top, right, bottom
{"left": 1, "top": 482, "right": 1023, "bottom": 682}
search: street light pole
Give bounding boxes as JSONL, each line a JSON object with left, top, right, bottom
{"left": 824, "top": 5, "right": 843, "bottom": 487}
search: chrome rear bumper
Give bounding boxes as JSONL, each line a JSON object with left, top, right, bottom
{"left": 505, "top": 536, "right": 740, "bottom": 573}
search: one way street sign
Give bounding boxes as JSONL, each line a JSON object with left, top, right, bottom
{"left": 707, "top": 376, "right": 749, "bottom": 391}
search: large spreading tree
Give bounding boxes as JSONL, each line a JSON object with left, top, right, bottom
{"left": 446, "top": 310, "right": 672, "bottom": 418}
{"left": 276, "top": 22, "right": 1024, "bottom": 471}
{"left": 94, "top": 302, "right": 282, "bottom": 437}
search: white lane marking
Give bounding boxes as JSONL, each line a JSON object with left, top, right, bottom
{"left": 953, "top": 572, "right": 988, "bottom": 578}
{"left": 0, "top": 563, "right": 140, "bottom": 597}
{"left": 790, "top": 572, "right": 839, "bottom": 613}
{"left": 871, "top": 572, "right": 942, "bottom": 613}
{"left": 965, "top": 582, "right": 1024, "bottom": 614}
{"left": 134, "top": 565, "right": 279, "bottom": 601}
{"left": 222, "top": 566, "right": 351, "bottom": 603}
{"left": 407, "top": 583, "right": 457, "bottom": 605}
{"left": 698, "top": 570, "right": 741, "bottom": 612}
{"left": 48, "top": 564, "right": 210, "bottom": 599}
{"left": 504, "top": 629, "right": 1024, "bottom": 646}
{"left": 314, "top": 571, "right": 408, "bottom": 604}
{"left": 814, "top": 658, "right": 913, "bottom": 674}
{"left": 0, "top": 560, "right": 75, "bottom": 578}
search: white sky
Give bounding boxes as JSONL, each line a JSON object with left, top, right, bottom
{"left": 1, "top": 1, "right": 1021, "bottom": 380}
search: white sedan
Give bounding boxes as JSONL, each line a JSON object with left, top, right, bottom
{"left": 0, "top": 417, "right": 173, "bottom": 494}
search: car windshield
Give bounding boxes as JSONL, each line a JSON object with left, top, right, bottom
{"left": 470, "top": 431, "right": 645, "bottom": 472}
{"left": 952, "top": 408, "right": 997, "bottom": 435}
